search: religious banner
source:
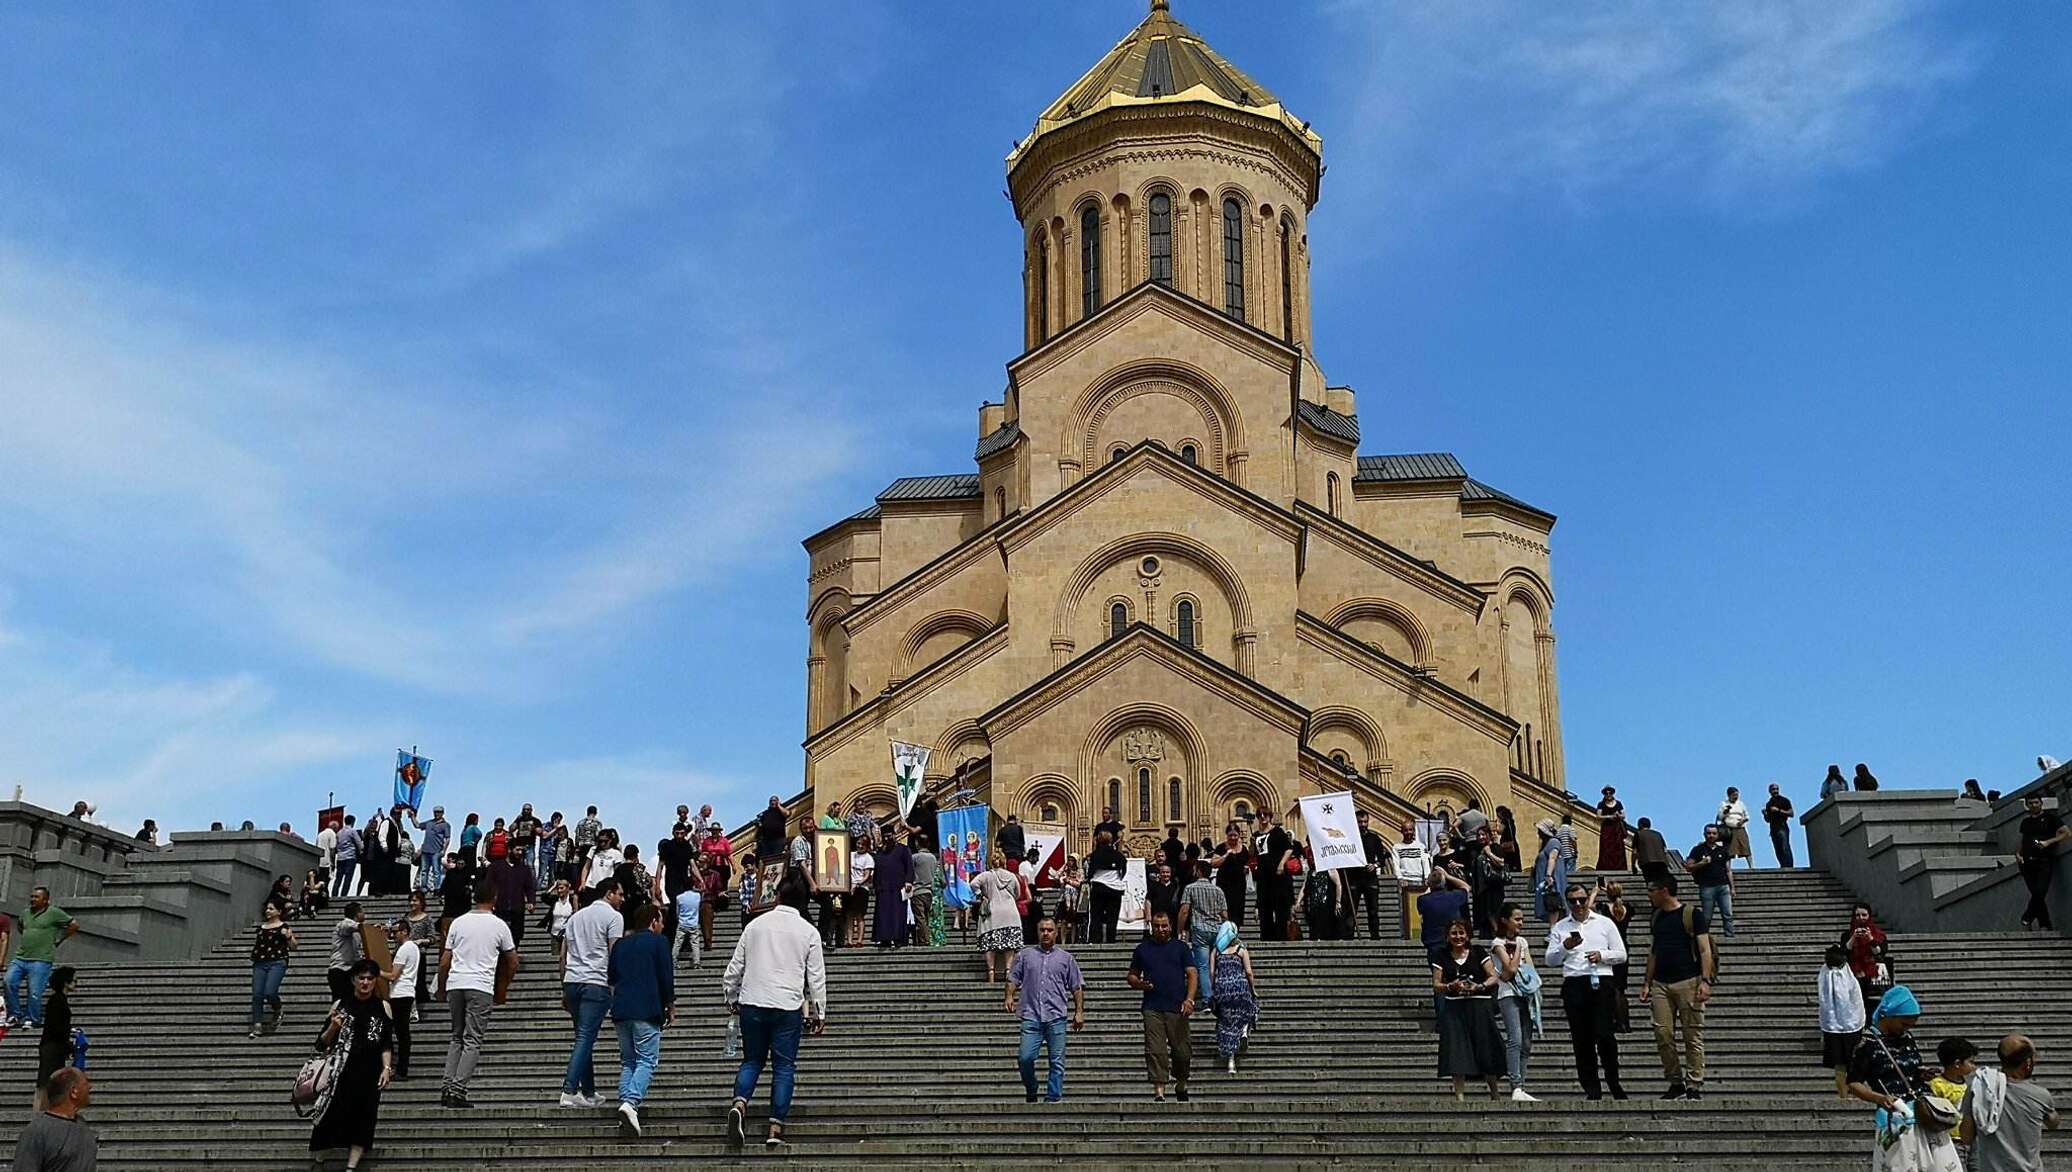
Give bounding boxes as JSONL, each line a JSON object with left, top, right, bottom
{"left": 392, "top": 749, "right": 432, "bottom": 812}
{"left": 316, "top": 804, "right": 346, "bottom": 838}
{"left": 813, "top": 829, "right": 851, "bottom": 893}
{"left": 1118, "top": 856, "right": 1149, "bottom": 932}
{"left": 937, "top": 805, "right": 988, "bottom": 909}
{"left": 1024, "top": 821, "right": 1068, "bottom": 888}
{"left": 891, "top": 740, "right": 931, "bottom": 822}
{"left": 1298, "top": 790, "right": 1368, "bottom": 871}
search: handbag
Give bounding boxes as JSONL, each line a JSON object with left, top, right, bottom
{"left": 1872, "top": 1033, "right": 1957, "bottom": 1133}
{"left": 291, "top": 1004, "right": 350, "bottom": 1117}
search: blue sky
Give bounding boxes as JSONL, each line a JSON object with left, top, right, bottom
{"left": 1, "top": 2, "right": 2065, "bottom": 863}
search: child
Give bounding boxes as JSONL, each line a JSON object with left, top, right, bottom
{"left": 1818, "top": 944, "right": 1866, "bottom": 1099}
{"left": 1929, "top": 1036, "right": 1976, "bottom": 1104}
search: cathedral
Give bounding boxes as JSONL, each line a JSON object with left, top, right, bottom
{"left": 800, "top": 0, "right": 1578, "bottom": 856}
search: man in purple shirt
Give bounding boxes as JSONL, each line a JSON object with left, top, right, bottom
{"left": 1005, "top": 916, "right": 1084, "bottom": 1103}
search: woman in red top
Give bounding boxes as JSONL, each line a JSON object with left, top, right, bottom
{"left": 1837, "top": 902, "right": 1890, "bottom": 1012}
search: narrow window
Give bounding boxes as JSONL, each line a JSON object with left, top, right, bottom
{"left": 1234, "top": 799, "right": 1252, "bottom": 822}
{"left": 1168, "top": 776, "right": 1183, "bottom": 822}
{"left": 1176, "top": 599, "right": 1195, "bottom": 648}
{"left": 1109, "top": 779, "right": 1122, "bottom": 817}
{"left": 995, "top": 486, "right": 1006, "bottom": 520}
{"left": 1222, "top": 197, "right": 1245, "bottom": 321}
{"left": 1279, "top": 218, "right": 1294, "bottom": 342}
{"left": 1137, "top": 767, "right": 1152, "bottom": 822}
{"left": 1326, "top": 471, "right": 1340, "bottom": 515}
{"left": 1148, "top": 192, "right": 1173, "bottom": 286}
{"left": 1041, "top": 802, "right": 1058, "bottom": 823}
{"left": 1110, "top": 445, "right": 1126, "bottom": 465}
{"left": 1180, "top": 444, "right": 1197, "bottom": 465}
{"left": 1036, "top": 233, "right": 1051, "bottom": 341}
{"left": 1110, "top": 601, "right": 1128, "bottom": 639}
{"left": 1080, "top": 205, "right": 1102, "bottom": 318}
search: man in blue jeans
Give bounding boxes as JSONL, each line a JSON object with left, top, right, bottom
{"left": 1005, "top": 916, "right": 1085, "bottom": 1103}
{"left": 1683, "top": 825, "right": 1736, "bottom": 937}
{"left": 558, "top": 879, "right": 624, "bottom": 1108}
{"left": 4, "top": 887, "right": 77, "bottom": 1028}
{"left": 723, "top": 871, "right": 826, "bottom": 1150}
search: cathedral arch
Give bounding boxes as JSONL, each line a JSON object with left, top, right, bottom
{"left": 1325, "top": 597, "right": 1431, "bottom": 668}
{"left": 1407, "top": 768, "right": 1486, "bottom": 817}
{"left": 1053, "top": 532, "right": 1252, "bottom": 660}
{"left": 1076, "top": 199, "right": 1104, "bottom": 319}
{"left": 846, "top": 782, "right": 900, "bottom": 827}
{"left": 1065, "top": 358, "right": 1245, "bottom": 479}
{"left": 1307, "top": 704, "right": 1388, "bottom": 772}
{"left": 1015, "top": 773, "right": 1078, "bottom": 829}
{"left": 930, "top": 719, "right": 990, "bottom": 782}
{"left": 809, "top": 589, "right": 854, "bottom": 728}
{"left": 1080, "top": 704, "right": 1205, "bottom": 811}
{"left": 898, "top": 609, "right": 993, "bottom": 679}
{"left": 1168, "top": 592, "right": 1202, "bottom": 649}
{"left": 1210, "top": 770, "right": 1278, "bottom": 827}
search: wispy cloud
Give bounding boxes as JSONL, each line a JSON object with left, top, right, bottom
{"left": 1324, "top": 0, "right": 1981, "bottom": 217}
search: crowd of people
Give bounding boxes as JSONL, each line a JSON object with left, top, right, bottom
{"left": 8, "top": 763, "right": 2069, "bottom": 1172}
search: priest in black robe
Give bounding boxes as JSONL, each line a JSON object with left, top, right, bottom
{"left": 872, "top": 832, "right": 915, "bottom": 947}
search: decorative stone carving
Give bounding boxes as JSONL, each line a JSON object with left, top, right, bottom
{"left": 1122, "top": 726, "right": 1166, "bottom": 764}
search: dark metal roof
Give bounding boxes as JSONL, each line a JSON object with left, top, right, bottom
{"left": 1045, "top": 3, "right": 1280, "bottom": 122}
{"left": 876, "top": 474, "right": 982, "bottom": 503}
{"left": 974, "top": 420, "right": 1021, "bottom": 461}
{"left": 1462, "top": 478, "right": 1555, "bottom": 521}
{"left": 1354, "top": 452, "right": 1467, "bottom": 482}
{"left": 1296, "top": 400, "right": 1360, "bottom": 445}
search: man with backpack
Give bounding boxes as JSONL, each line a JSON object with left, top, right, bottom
{"left": 1640, "top": 872, "right": 1715, "bottom": 1100}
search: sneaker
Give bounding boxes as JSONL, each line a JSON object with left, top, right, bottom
{"left": 557, "top": 1092, "right": 581, "bottom": 1108}
{"left": 1511, "top": 1087, "right": 1539, "bottom": 1102}
{"left": 765, "top": 1135, "right": 788, "bottom": 1151}
{"left": 1660, "top": 1083, "right": 1688, "bottom": 1101}
{"left": 1025, "top": 1092, "right": 1038, "bottom": 1104}
{"left": 411, "top": 1007, "right": 420, "bottom": 1023}
{"left": 1226, "top": 1059, "right": 1237, "bottom": 1075}
{"left": 618, "top": 1101, "right": 642, "bottom": 1137}
{"left": 726, "top": 1102, "right": 746, "bottom": 1147}
{"left": 1175, "top": 1084, "right": 1189, "bottom": 1102}
{"left": 1683, "top": 1086, "right": 1704, "bottom": 1101}
{"left": 248, "top": 1027, "right": 262, "bottom": 1039}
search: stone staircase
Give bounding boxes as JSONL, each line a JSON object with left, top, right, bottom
{"left": 4, "top": 866, "right": 2070, "bottom": 1170}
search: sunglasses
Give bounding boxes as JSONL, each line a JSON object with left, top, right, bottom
{"left": 1567, "top": 895, "right": 1590, "bottom": 904}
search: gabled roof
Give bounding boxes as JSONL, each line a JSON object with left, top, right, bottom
{"left": 877, "top": 474, "right": 981, "bottom": 503}
{"left": 1461, "top": 478, "right": 1556, "bottom": 523}
{"left": 801, "top": 502, "right": 883, "bottom": 549}
{"left": 1296, "top": 400, "right": 1360, "bottom": 445}
{"left": 1354, "top": 452, "right": 1466, "bottom": 482}
{"left": 975, "top": 420, "right": 1021, "bottom": 461}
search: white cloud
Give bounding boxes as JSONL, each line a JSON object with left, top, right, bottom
{"left": 1324, "top": 0, "right": 1981, "bottom": 215}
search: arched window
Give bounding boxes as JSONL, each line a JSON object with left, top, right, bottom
{"left": 1176, "top": 599, "right": 1195, "bottom": 648}
{"left": 1222, "top": 197, "right": 1245, "bottom": 321}
{"left": 1330, "top": 749, "right": 1350, "bottom": 768}
{"left": 1110, "top": 445, "right": 1126, "bottom": 465}
{"left": 1179, "top": 444, "right": 1197, "bottom": 466}
{"left": 1137, "top": 767, "right": 1152, "bottom": 822}
{"left": 1279, "top": 218, "right": 1294, "bottom": 342}
{"left": 1108, "top": 778, "right": 1122, "bottom": 817}
{"left": 1110, "top": 601, "right": 1128, "bottom": 639}
{"left": 1080, "top": 205, "right": 1102, "bottom": 318}
{"left": 995, "top": 486, "right": 1007, "bottom": 520}
{"left": 1234, "top": 799, "right": 1253, "bottom": 822}
{"left": 1168, "top": 776, "right": 1183, "bottom": 822}
{"left": 1148, "top": 192, "right": 1173, "bottom": 287}
{"left": 1326, "top": 471, "right": 1339, "bottom": 515}
{"left": 1040, "top": 802, "right": 1059, "bottom": 823}
{"left": 1036, "top": 233, "right": 1051, "bottom": 342}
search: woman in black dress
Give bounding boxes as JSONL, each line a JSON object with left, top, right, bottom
{"left": 309, "top": 958, "right": 395, "bottom": 1171}
{"left": 1211, "top": 824, "right": 1254, "bottom": 928}
{"left": 1431, "top": 919, "right": 1506, "bottom": 1101}
{"left": 34, "top": 966, "right": 77, "bottom": 1110}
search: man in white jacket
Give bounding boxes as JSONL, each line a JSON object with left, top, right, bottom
{"left": 1546, "top": 882, "right": 1628, "bottom": 1100}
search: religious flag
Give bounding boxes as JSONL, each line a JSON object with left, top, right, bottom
{"left": 937, "top": 805, "right": 988, "bottom": 909}
{"left": 891, "top": 740, "right": 931, "bottom": 821}
{"left": 1298, "top": 790, "right": 1368, "bottom": 871}
{"left": 393, "top": 749, "right": 432, "bottom": 812}
{"left": 1024, "top": 821, "right": 1068, "bottom": 888}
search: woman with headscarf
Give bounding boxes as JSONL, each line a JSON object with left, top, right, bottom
{"left": 1594, "top": 788, "right": 1628, "bottom": 871}
{"left": 1839, "top": 903, "right": 1892, "bottom": 1014}
{"left": 34, "top": 966, "right": 79, "bottom": 1110}
{"left": 307, "top": 957, "right": 395, "bottom": 1172}
{"left": 1823, "top": 765, "right": 1851, "bottom": 800}
{"left": 1207, "top": 921, "right": 1258, "bottom": 1074}
{"left": 1854, "top": 764, "right": 1881, "bottom": 793}
{"left": 1529, "top": 820, "right": 1568, "bottom": 923}
{"left": 1845, "top": 985, "right": 1962, "bottom": 1172}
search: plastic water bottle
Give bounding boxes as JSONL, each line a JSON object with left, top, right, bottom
{"left": 724, "top": 1014, "right": 741, "bottom": 1058}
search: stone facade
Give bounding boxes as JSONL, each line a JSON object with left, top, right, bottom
{"left": 800, "top": 2, "right": 1580, "bottom": 853}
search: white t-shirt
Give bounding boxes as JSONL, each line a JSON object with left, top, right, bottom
{"left": 853, "top": 852, "right": 875, "bottom": 892}
{"left": 562, "top": 900, "right": 623, "bottom": 987}
{"left": 1392, "top": 841, "right": 1432, "bottom": 885}
{"left": 442, "top": 910, "right": 515, "bottom": 995}
{"left": 550, "top": 897, "right": 575, "bottom": 939}
{"left": 391, "top": 939, "right": 421, "bottom": 997}
{"left": 317, "top": 828, "right": 337, "bottom": 867}
{"left": 586, "top": 848, "right": 624, "bottom": 889}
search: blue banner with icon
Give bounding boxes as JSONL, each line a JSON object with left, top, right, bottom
{"left": 393, "top": 750, "right": 432, "bottom": 811}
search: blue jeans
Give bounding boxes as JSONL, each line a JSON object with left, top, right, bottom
{"left": 1770, "top": 826, "right": 1794, "bottom": 869}
{"left": 331, "top": 859, "right": 358, "bottom": 898}
{"left": 1018, "top": 1017, "right": 1069, "bottom": 1102}
{"left": 250, "top": 960, "right": 287, "bottom": 1027}
{"left": 616, "top": 1019, "right": 662, "bottom": 1106}
{"left": 1699, "top": 884, "right": 1735, "bottom": 936}
{"left": 5, "top": 959, "right": 53, "bottom": 1024}
{"left": 562, "top": 983, "right": 611, "bottom": 1095}
{"left": 1190, "top": 942, "right": 1212, "bottom": 1002}
{"left": 1499, "top": 994, "right": 1534, "bottom": 1090}
{"left": 733, "top": 1005, "right": 803, "bottom": 1123}
{"left": 419, "top": 850, "right": 445, "bottom": 892}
